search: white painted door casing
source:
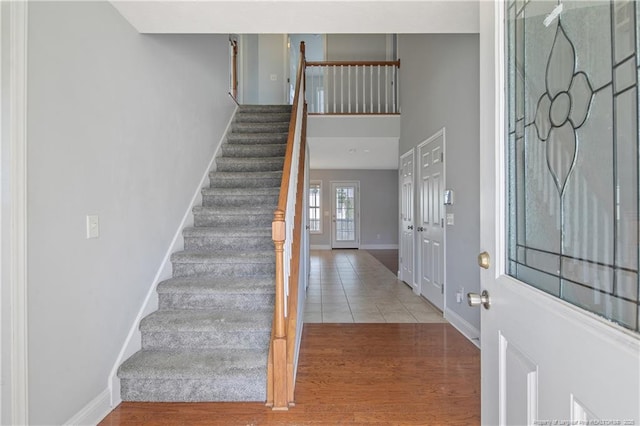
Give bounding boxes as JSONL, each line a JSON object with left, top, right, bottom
{"left": 331, "top": 181, "right": 360, "bottom": 249}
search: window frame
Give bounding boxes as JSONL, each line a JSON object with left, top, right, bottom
{"left": 309, "top": 180, "right": 322, "bottom": 234}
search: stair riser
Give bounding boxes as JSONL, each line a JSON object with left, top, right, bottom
{"left": 231, "top": 122, "right": 289, "bottom": 133}
{"left": 221, "top": 144, "right": 286, "bottom": 158}
{"left": 202, "top": 194, "right": 278, "bottom": 207}
{"left": 216, "top": 160, "right": 284, "bottom": 172}
{"left": 193, "top": 214, "right": 273, "bottom": 227}
{"left": 184, "top": 235, "right": 273, "bottom": 251}
{"left": 159, "top": 293, "right": 274, "bottom": 311}
{"left": 209, "top": 176, "right": 282, "bottom": 188}
{"left": 172, "top": 262, "right": 275, "bottom": 278}
{"left": 142, "top": 330, "right": 270, "bottom": 350}
{"left": 120, "top": 377, "right": 266, "bottom": 402}
{"left": 234, "top": 113, "right": 291, "bottom": 123}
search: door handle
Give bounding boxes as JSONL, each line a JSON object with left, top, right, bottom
{"left": 467, "top": 290, "right": 491, "bottom": 310}
{"left": 417, "top": 226, "right": 424, "bottom": 232}
{"left": 407, "top": 225, "right": 414, "bottom": 230}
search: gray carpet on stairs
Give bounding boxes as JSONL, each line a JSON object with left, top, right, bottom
{"left": 117, "top": 104, "right": 291, "bottom": 402}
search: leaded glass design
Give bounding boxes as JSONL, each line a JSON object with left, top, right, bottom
{"left": 309, "top": 182, "right": 321, "bottom": 233}
{"left": 506, "top": 0, "right": 639, "bottom": 332}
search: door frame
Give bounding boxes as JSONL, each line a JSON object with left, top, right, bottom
{"left": 1, "top": 2, "right": 30, "bottom": 424}
{"left": 416, "top": 128, "right": 446, "bottom": 311}
{"left": 479, "top": 2, "right": 640, "bottom": 423}
{"left": 330, "top": 181, "right": 360, "bottom": 249}
{"left": 399, "top": 149, "right": 415, "bottom": 288}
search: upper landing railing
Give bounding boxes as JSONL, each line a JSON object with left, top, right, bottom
{"left": 305, "top": 60, "right": 400, "bottom": 114}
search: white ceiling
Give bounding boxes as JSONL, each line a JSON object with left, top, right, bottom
{"left": 110, "top": 1, "right": 479, "bottom": 34}
{"left": 309, "top": 137, "right": 399, "bottom": 169}
{"left": 307, "top": 115, "right": 400, "bottom": 169}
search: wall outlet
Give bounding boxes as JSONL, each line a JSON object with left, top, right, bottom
{"left": 376, "top": 234, "right": 381, "bottom": 240}
{"left": 456, "top": 286, "right": 464, "bottom": 303}
{"left": 270, "top": 74, "right": 277, "bottom": 81}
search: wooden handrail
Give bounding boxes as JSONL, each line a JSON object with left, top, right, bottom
{"left": 267, "top": 41, "right": 306, "bottom": 411}
{"left": 306, "top": 59, "right": 400, "bottom": 68}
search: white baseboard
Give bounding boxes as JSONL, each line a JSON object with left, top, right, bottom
{"left": 444, "top": 308, "right": 480, "bottom": 348}
{"left": 360, "top": 244, "right": 399, "bottom": 249}
{"left": 107, "top": 105, "right": 238, "bottom": 407}
{"left": 310, "top": 244, "right": 331, "bottom": 250}
{"left": 63, "top": 388, "right": 111, "bottom": 426}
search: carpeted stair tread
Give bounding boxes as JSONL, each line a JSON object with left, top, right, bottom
{"left": 140, "top": 310, "right": 272, "bottom": 332}
{"left": 157, "top": 276, "right": 274, "bottom": 295}
{"left": 202, "top": 187, "right": 279, "bottom": 196}
{"left": 208, "top": 170, "right": 282, "bottom": 188}
{"left": 183, "top": 227, "right": 271, "bottom": 238}
{"left": 171, "top": 250, "right": 275, "bottom": 264}
{"left": 231, "top": 122, "right": 289, "bottom": 134}
{"left": 118, "top": 348, "right": 267, "bottom": 379}
{"left": 238, "top": 104, "right": 292, "bottom": 113}
{"left": 221, "top": 143, "right": 287, "bottom": 157}
{"left": 234, "top": 112, "right": 291, "bottom": 123}
{"left": 226, "top": 132, "right": 288, "bottom": 145}
{"left": 216, "top": 156, "right": 284, "bottom": 172}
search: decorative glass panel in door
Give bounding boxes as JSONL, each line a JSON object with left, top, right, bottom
{"left": 506, "top": 0, "right": 639, "bottom": 332}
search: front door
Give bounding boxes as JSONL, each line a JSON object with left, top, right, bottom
{"left": 399, "top": 150, "right": 415, "bottom": 286}
{"left": 331, "top": 181, "right": 360, "bottom": 249}
{"left": 418, "top": 130, "right": 445, "bottom": 311}
{"left": 479, "top": 2, "right": 640, "bottom": 424}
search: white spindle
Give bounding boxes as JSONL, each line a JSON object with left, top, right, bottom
{"left": 348, "top": 66, "right": 351, "bottom": 113}
{"left": 369, "top": 66, "right": 373, "bottom": 113}
{"left": 363, "top": 66, "right": 366, "bottom": 113}
{"left": 355, "top": 65, "right": 359, "bottom": 113}
{"left": 384, "top": 65, "right": 388, "bottom": 113}
{"left": 333, "top": 66, "right": 336, "bottom": 113}
{"left": 311, "top": 67, "right": 315, "bottom": 113}
{"left": 340, "top": 65, "right": 344, "bottom": 114}
{"left": 377, "top": 65, "right": 381, "bottom": 113}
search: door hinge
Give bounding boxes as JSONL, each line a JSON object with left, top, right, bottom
{"left": 441, "top": 218, "right": 444, "bottom": 227}
{"left": 441, "top": 284, "right": 444, "bottom": 294}
{"left": 440, "top": 152, "right": 444, "bottom": 162}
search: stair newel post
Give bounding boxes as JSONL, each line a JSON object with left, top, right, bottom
{"left": 272, "top": 208, "right": 288, "bottom": 410}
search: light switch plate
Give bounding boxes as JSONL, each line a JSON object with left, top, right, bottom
{"left": 446, "top": 213, "right": 454, "bottom": 226}
{"left": 86, "top": 215, "right": 100, "bottom": 239}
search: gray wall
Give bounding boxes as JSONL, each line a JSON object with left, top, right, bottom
{"left": 326, "top": 34, "right": 388, "bottom": 60}
{"left": 398, "top": 34, "right": 481, "bottom": 332}
{"left": 25, "top": 2, "right": 235, "bottom": 424}
{"left": 310, "top": 169, "right": 398, "bottom": 248}
{"left": 241, "top": 34, "right": 260, "bottom": 104}
{"left": 241, "top": 34, "right": 286, "bottom": 105}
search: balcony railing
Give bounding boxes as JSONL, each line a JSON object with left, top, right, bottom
{"left": 305, "top": 60, "right": 400, "bottom": 114}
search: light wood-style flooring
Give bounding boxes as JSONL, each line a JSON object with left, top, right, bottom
{"left": 99, "top": 323, "right": 480, "bottom": 425}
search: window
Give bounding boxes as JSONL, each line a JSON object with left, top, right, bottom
{"left": 309, "top": 181, "right": 321, "bottom": 233}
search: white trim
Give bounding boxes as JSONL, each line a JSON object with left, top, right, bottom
{"left": 360, "top": 244, "right": 398, "bottom": 250}
{"left": 107, "top": 104, "right": 238, "bottom": 406}
{"left": 8, "top": 3, "right": 29, "bottom": 425}
{"left": 444, "top": 308, "right": 480, "bottom": 349}
{"left": 63, "top": 388, "right": 111, "bottom": 426}
{"left": 398, "top": 149, "right": 416, "bottom": 292}
{"left": 310, "top": 244, "right": 331, "bottom": 250}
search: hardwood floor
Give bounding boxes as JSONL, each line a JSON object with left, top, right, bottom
{"left": 364, "top": 249, "right": 399, "bottom": 275}
{"left": 100, "top": 324, "right": 480, "bottom": 425}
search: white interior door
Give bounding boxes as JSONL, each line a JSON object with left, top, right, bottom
{"left": 417, "top": 130, "right": 445, "bottom": 311}
{"left": 331, "top": 181, "right": 360, "bottom": 249}
{"left": 399, "top": 150, "right": 415, "bottom": 286}
{"left": 479, "top": 2, "right": 640, "bottom": 425}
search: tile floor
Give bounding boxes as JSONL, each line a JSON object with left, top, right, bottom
{"left": 304, "top": 249, "right": 448, "bottom": 323}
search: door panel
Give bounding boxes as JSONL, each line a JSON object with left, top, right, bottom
{"left": 400, "top": 151, "right": 415, "bottom": 286}
{"left": 479, "top": 2, "right": 640, "bottom": 424}
{"left": 331, "top": 181, "right": 359, "bottom": 249}
{"left": 418, "top": 130, "right": 445, "bottom": 311}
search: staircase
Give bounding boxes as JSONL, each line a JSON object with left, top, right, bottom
{"left": 117, "top": 104, "right": 292, "bottom": 402}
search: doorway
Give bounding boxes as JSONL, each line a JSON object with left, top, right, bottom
{"left": 331, "top": 181, "right": 360, "bottom": 249}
